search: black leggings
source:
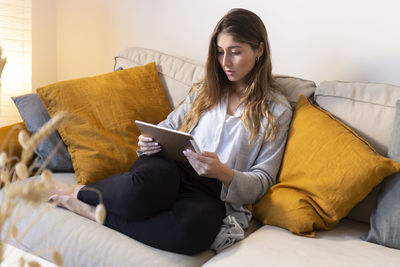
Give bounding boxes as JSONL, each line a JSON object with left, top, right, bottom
{"left": 77, "top": 155, "right": 226, "bottom": 255}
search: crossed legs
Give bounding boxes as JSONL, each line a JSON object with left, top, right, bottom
{"left": 49, "top": 155, "right": 225, "bottom": 255}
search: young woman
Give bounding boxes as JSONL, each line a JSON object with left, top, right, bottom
{"left": 50, "top": 8, "right": 292, "bottom": 255}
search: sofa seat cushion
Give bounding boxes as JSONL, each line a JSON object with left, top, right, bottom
{"left": 203, "top": 219, "right": 400, "bottom": 267}
{"left": 1, "top": 173, "right": 214, "bottom": 267}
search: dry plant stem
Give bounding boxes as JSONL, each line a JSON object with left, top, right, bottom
{"left": 21, "top": 112, "right": 69, "bottom": 166}
{"left": 52, "top": 250, "right": 63, "bottom": 266}
{"left": 27, "top": 158, "right": 39, "bottom": 177}
{"left": 80, "top": 187, "right": 104, "bottom": 204}
{"left": 0, "top": 113, "right": 71, "bottom": 266}
{"left": 27, "top": 260, "right": 41, "bottom": 267}
{"left": 0, "top": 200, "right": 16, "bottom": 245}
{"left": 34, "top": 142, "right": 63, "bottom": 176}
{"left": 0, "top": 238, "right": 3, "bottom": 263}
{"left": 26, "top": 247, "right": 64, "bottom": 267}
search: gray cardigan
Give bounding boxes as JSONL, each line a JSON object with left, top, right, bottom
{"left": 158, "top": 91, "right": 293, "bottom": 228}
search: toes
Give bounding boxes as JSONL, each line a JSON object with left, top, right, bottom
{"left": 48, "top": 194, "right": 58, "bottom": 202}
{"left": 48, "top": 194, "right": 70, "bottom": 209}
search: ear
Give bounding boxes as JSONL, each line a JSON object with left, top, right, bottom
{"left": 257, "top": 42, "right": 265, "bottom": 58}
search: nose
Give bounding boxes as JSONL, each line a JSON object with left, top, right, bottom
{"left": 222, "top": 54, "right": 232, "bottom": 67}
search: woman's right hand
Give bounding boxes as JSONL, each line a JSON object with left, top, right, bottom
{"left": 137, "top": 135, "right": 162, "bottom": 155}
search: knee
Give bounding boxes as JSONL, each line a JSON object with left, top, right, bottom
{"left": 172, "top": 210, "right": 223, "bottom": 255}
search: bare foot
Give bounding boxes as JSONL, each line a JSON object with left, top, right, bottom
{"left": 50, "top": 194, "right": 96, "bottom": 221}
{"left": 49, "top": 181, "right": 84, "bottom": 198}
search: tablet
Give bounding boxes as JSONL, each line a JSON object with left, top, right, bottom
{"left": 135, "top": 120, "right": 201, "bottom": 163}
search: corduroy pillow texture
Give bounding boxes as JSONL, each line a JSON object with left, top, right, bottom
{"left": 253, "top": 95, "right": 400, "bottom": 237}
{"left": 37, "top": 62, "right": 172, "bottom": 184}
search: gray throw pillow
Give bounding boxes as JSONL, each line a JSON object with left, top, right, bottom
{"left": 12, "top": 93, "right": 74, "bottom": 172}
{"left": 362, "top": 99, "right": 400, "bottom": 249}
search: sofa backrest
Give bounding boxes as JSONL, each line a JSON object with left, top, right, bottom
{"left": 315, "top": 81, "right": 400, "bottom": 157}
{"left": 114, "top": 47, "right": 316, "bottom": 109}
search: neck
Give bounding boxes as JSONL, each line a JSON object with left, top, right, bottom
{"left": 227, "top": 89, "right": 242, "bottom": 116}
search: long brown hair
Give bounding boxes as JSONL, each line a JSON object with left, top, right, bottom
{"left": 180, "top": 8, "right": 281, "bottom": 143}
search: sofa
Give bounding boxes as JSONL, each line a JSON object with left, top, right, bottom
{"left": 1, "top": 47, "right": 400, "bottom": 267}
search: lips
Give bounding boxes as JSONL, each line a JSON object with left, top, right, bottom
{"left": 225, "top": 70, "right": 235, "bottom": 76}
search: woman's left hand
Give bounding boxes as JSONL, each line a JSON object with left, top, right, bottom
{"left": 183, "top": 149, "right": 234, "bottom": 186}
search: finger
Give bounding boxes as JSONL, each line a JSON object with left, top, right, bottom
{"left": 186, "top": 157, "right": 203, "bottom": 173}
{"left": 138, "top": 135, "right": 154, "bottom": 142}
{"left": 184, "top": 151, "right": 207, "bottom": 174}
{"left": 184, "top": 149, "right": 202, "bottom": 159}
{"left": 141, "top": 145, "right": 161, "bottom": 152}
{"left": 143, "top": 148, "right": 162, "bottom": 155}
{"left": 138, "top": 141, "right": 159, "bottom": 147}
{"left": 188, "top": 150, "right": 209, "bottom": 164}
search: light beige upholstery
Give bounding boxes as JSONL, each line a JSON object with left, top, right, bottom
{"left": 315, "top": 80, "right": 400, "bottom": 157}
{"left": 115, "top": 47, "right": 205, "bottom": 108}
{"left": 204, "top": 220, "right": 400, "bottom": 267}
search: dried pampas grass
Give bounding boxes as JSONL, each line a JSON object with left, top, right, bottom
{"left": 95, "top": 204, "right": 106, "bottom": 225}
{"left": 0, "top": 112, "right": 70, "bottom": 267}
{"left": 20, "top": 111, "right": 69, "bottom": 165}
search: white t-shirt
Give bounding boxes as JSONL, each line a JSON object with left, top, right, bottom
{"left": 191, "top": 95, "right": 246, "bottom": 168}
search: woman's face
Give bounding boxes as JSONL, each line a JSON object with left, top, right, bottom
{"left": 216, "top": 32, "right": 263, "bottom": 91}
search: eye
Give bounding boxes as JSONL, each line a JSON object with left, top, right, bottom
{"left": 216, "top": 50, "right": 224, "bottom": 55}
{"left": 231, "top": 50, "right": 241, "bottom": 55}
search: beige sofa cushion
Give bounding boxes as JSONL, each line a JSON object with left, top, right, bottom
{"left": 204, "top": 219, "right": 400, "bottom": 267}
{"left": 115, "top": 47, "right": 204, "bottom": 108}
{"left": 314, "top": 81, "right": 400, "bottom": 156}
{"left": 275, "top": 75, "right": 316, "bottom": 108}
{"left": 114, "top": 47, "right": 316, "bottom": 109}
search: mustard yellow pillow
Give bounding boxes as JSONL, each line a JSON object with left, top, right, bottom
{"left": 0, "top": 122, "right": 28, "bottom": 168}
{"left": 253, "top": 95, "right": 400, "bottom": 237}
{"left": 37, "top": 62, "right": 172, "bottom": 184}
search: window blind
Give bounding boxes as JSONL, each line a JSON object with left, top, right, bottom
{"left": 0, "top": 0, "right": 32, "bottom": 97}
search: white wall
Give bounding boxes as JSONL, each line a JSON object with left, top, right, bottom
{"left": 32, "top": 0, "right": 57, "bottom": 90}
{"left": 34, "top": 0, "right": 400, "bottom": 87}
